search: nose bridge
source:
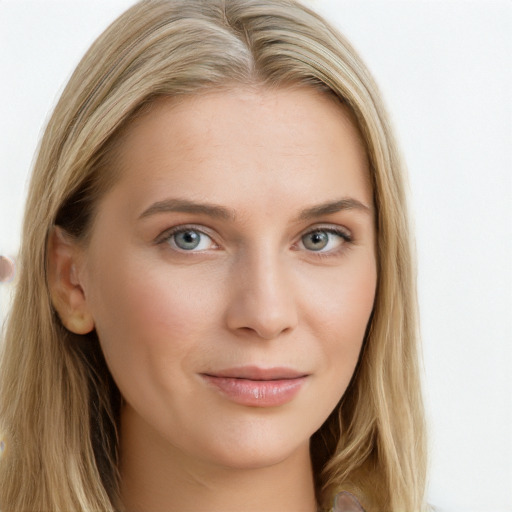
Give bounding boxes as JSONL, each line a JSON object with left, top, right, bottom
{"left": 226, "top": 243, "right": 298, "bottom": 339}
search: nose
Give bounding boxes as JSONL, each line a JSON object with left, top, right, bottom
{"left": 224, "top": 250, "right": 298, "bottom": 340}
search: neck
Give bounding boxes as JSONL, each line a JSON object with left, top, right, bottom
{"left": 119, "top": 407, "right": 318, "bottom": 512}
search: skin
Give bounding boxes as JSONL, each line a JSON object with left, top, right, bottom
{"left": 0, "top": 256, "right": 15, "bottom": 282}
{"left": 49, "top": 86, "right": 377, "bottom": 512}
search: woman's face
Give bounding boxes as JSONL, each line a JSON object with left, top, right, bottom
{"left": 78, "top": 87, "right": 376, "bottom": 470}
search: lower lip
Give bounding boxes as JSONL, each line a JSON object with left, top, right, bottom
{"left": 201, "top": 375, "right": 307, "bottom": 407}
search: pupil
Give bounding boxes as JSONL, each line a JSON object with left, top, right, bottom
{"left": 304, "top": 231, "right": 328, "bottom": 251}
{"left": 176, "top": 230, "right": 200, "bottom": 249}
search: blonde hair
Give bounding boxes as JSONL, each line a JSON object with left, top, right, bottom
{"left": 0, "top": 1, "right": 427, "bottom": 510}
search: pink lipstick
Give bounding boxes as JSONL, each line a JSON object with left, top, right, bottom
{"left": 200, "top": 366, "right": 308, "bottom": 407}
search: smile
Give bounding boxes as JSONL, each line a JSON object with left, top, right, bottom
{"left": 200, "top": 366, "right": 309, "bottom": 407}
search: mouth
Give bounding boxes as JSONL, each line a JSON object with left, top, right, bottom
{"left": 200, "top": 366, "right": 309, "bottom": 407}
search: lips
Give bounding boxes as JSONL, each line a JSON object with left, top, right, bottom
{"left": 205, "top": 366, "right": 307, "bottom": 381}
{"left": 200, "top": 366, "right": 308, "bottom": 407}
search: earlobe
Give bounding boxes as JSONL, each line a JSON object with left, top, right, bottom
{"left": 47, "top": 226, "right": 95, "bottom": 335}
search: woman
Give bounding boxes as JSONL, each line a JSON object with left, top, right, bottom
{"left": 0, "top": 0, "right": 427, "bottom": 511}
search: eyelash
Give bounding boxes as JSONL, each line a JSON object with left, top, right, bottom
{"left": 156, "top": 224, "right": 353, "bottom": 256}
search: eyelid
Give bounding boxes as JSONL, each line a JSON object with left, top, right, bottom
{"left": 300, "top": 223, "right": 352, "bottom": 240}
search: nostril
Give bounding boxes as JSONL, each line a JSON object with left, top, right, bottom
{"left": 242, "top": 323, "right": 293, "bottom": 341}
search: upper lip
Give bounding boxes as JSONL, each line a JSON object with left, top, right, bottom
{"left": 202, "top": 366, "right": 308, "bottom": 381}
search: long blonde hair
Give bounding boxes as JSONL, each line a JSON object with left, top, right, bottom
{"left": 0, "top": 1, "right": 427, "bottom": 510}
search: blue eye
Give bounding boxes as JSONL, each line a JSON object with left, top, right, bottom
{"left": 300, "top": 229, "right": 349, "bottom": 252}
{"left": 167, "top": 229, "right": 215, "bottom": 251}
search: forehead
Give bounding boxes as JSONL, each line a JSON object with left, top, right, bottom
{"left": 101, "top": 86, "right": 372, "bottom": 220}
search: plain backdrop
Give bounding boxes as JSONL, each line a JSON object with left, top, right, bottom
{"left": 1, "top": 1, "right": 511, "bottom": 511}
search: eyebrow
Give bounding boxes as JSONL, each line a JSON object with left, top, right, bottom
{"left": 138, "top": 197, "right": 372, "bottom": 222}
{"left": 139, "top": 198, "right": 236, "bottom": 221}
{"left": 297, "top": 198, "right": 372, "bottom": 220}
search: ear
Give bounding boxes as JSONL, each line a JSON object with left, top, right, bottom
{"left": 47, "top": 226, "right": 95, "bottom": 335}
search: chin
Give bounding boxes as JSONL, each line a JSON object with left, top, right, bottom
{"left": 196, "top": 425, "right": 311, "bottom": 471}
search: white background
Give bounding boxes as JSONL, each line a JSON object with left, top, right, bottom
{"left": 0, "top": 1, "right": 511, "bottom": 511}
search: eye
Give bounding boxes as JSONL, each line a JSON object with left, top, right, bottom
{"left": 299, "top": 228, "right": 350, "bottom": 253}
{"left": 163, "top": 227, "right": 216, "bottom": 251}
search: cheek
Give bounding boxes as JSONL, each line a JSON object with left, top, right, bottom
{"left": 299, "top": 255, "right": 376, "bottom": 393}
{"left": 85, "top": 254, "right": 220, "bottom": 386}
{"left": 300, "top": 256, "right": 376, "bottom": 339}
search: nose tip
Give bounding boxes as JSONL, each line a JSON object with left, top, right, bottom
{"left": 225, "top": 259, "right": 298, "bottom": 340}
{"left": 228, "top": 303, "right": 297, "bottom": 341}
{"left": 236, "top": 311, "right": 294, "bottom": 340}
